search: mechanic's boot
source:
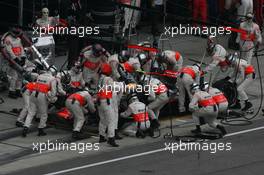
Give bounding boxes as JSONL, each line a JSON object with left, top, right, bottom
{"left": 242, "top": 101, "right": 253, "bottom": 112}
{"left": 72, "top": 131, "right": 85, "bottom": 140}
{"left": 34, "top": 117, "right": 40, "bottom": 123}
{"left": 191, "top": 125, "right": 201, "bottom": 135}
{"left": 22, "top": 127, "right": 29, "bottom": 137}
{"left": 178, "top": 111, "right": 187, "bottom": 116}
{"left": 16, "top": 90, "right": 22, "bottom": 97}
{"left": 38, "top": 128, "right": 47, "bottom": 136}
{"left": 16, "top": 121, "right": 24, "bottom": 127}
{"left": 136, "top": 129, "right": 146, "bottom": 138}
{"left": 217, "top": 125, "right": 227, "bottom": 136}
{"left": 107, "top": 137, "right": 119, "bottom": 147}
{"left": 99, "top": 135, "right": 107, "bottom": 143}
{"left": 115, "top": 130, "right": 123, "bottom": 140}
{"left": 230, "top": 100, "right": 241, "bottom": 109}
{"left": 8, "top": 91, "right": 17, "bottom": 99}
{"left": 150, "top": 119, "right": 160, "bottom": 129}
{"left": 148, "top": 128, "right": 154, "bottom": 137}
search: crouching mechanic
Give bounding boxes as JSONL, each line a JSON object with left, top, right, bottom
{"left": 203, "top": 82, "right": 242, "bottom": 119}
{"left": 156, "top": 50, "right": 183, "bottom": 72}
{"left": 66, "top": 88, "right": 96, "bottom": 139}
{"left": 189, "top": 83, "right": 227, "bottom": 136}
{"left": 226, "top": 53, "right": 255, "bottom": 111}
{"left": 97, "top": 63, "right": 119, "bottom": 147}
{"left": 120, "top": 93, "right": 153, "bottom": 138}
{"left": 22, "top": 66, "right": 61, "bottom": 137}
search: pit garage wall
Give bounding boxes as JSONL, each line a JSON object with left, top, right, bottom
{"left": 0, "top": 0, "right": 73, "bottom": 34}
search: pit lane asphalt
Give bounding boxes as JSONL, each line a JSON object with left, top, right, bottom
{"left": 4, "top": 117, "right": 264, "bottom": 175}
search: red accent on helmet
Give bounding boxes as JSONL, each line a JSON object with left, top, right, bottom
{"left": 101, "top": 63, "right": 112, "bottom": 76}
{"left": 175, "top": 51, "right": 181, "bottom": 61}
{"left": 123, "top": 62, "right": 134, "bottom": 73}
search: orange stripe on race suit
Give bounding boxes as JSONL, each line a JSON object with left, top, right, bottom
{"left": 133, "top": 112, "right": 149, "bottom": 122}
{"left": 97, "top": 90, "right": 113, "bottom": 99}
{"left": 240, "top": 33, "right": 256, "bottom": 41}
{"left": 34, "top": 83, "right": 51, "bottom": 93}
{"left": 175, "top": 51, "right": 181, "bottom": 61}
{"left": 245, "top": 65, "right": 255, "bottom": 75}
{"left": 71, "top": 81, "right": 81, "bottom": 87}
{"left": 198, "top": 98, "right": 216, "bottom": 107}
{"left": 155, "top": 84, "right": 168, "bottom": 95}
{"left": 68, "top": 93, "right": 86, "bottom": 106}
{"left": 180, "top": 67, "right": 196, "bottom": 79}
{"left": 83, "top": 60, "right": 100, "bottom": 70}
{"left": 57, "top": 107, "right": 72, "bottom": 120}
{"left": 25, "top": 82, "right": 36, "bottom": 92}
{"left": 12, "top": 47, "right": 22, "bottom": 56}
{"left": 213, "top": 94, "right": 227, "bottom": 104}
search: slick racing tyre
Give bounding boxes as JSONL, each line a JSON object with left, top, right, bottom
{"left": 212, "top": 79, "right": 237, "bottom": 106}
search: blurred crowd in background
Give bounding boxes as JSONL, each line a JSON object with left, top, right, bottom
{"left": 0, "top": 0, "right": 263, "bottom": 67}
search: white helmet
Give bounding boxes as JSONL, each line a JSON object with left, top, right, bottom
{"left": 138, "top": 53, "right": 147, "bottom": 65}
{"left": 226, "top": 52, "right": 238, "bottom": 64}
{"left": 207, "top": 35, "right": 216, "bottom": 55}
{"left": 48, "top": 65, "right": 58, "bottom": 76}
{"left": 190, "top": 83, "right": 200, "bottom": 94}
{"left": 138, "top": 41, "right": 151, "bottom": 47}
{"left": 207, "top": 35, "right": 215, "bottom": 44}
{"left": 193, "top": 63, "right": 201, "bottom": 71}
{"left": 202, "top": 82, "right": 209, "bottom": 91}
{"left": 246, "top": 13, "right": 254, "bottom": 20}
